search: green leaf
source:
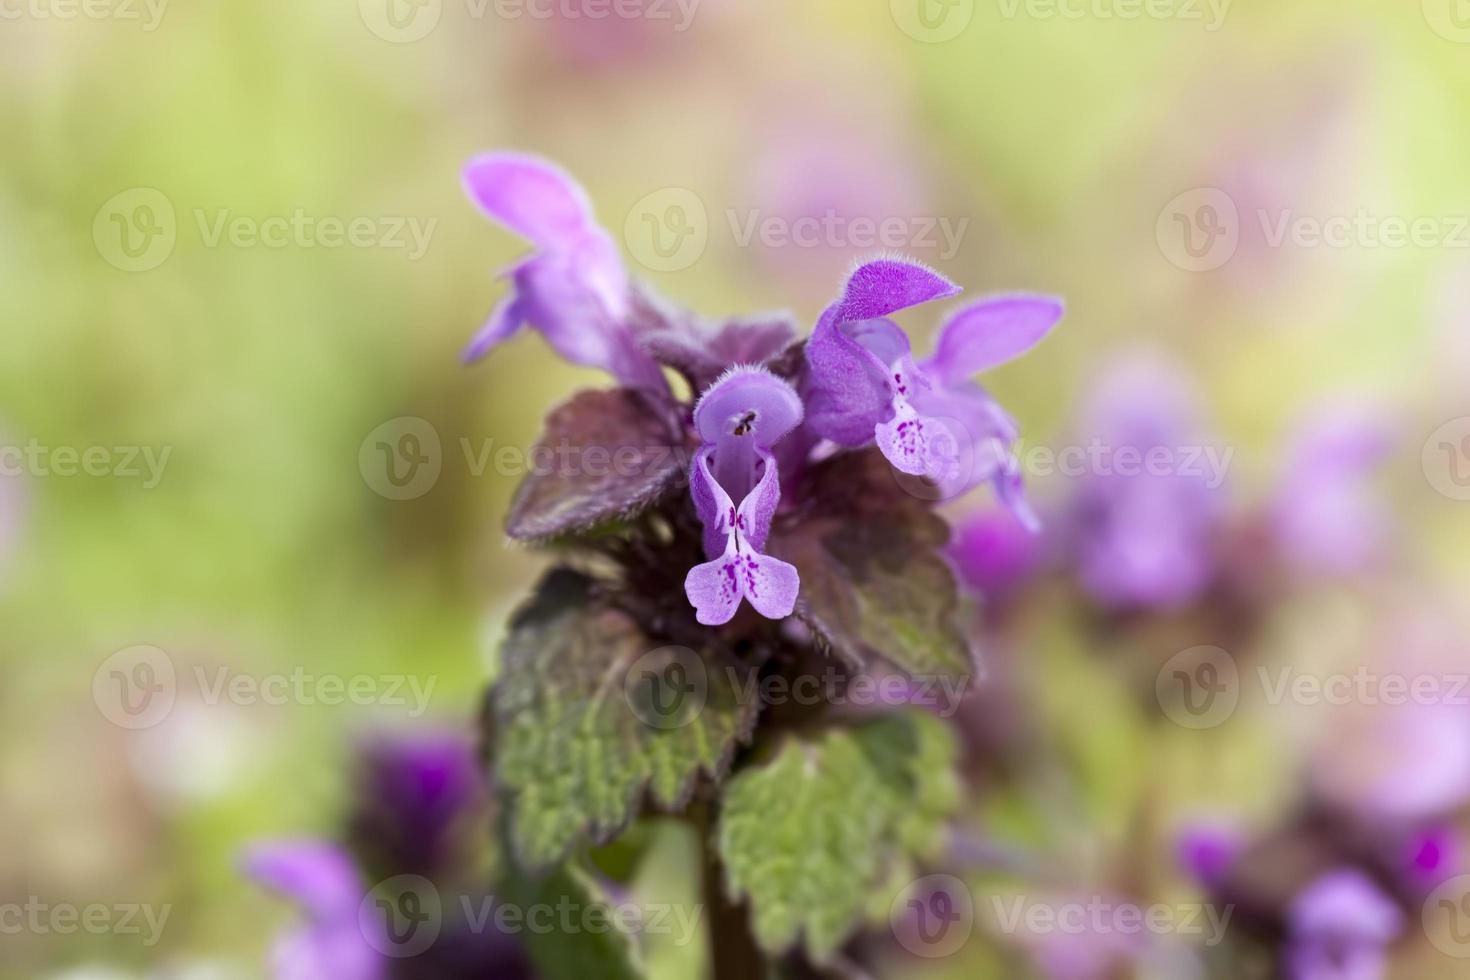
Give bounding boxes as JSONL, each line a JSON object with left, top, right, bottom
{"left": 499, "top": 857, "right": 645, "bottom": 980}
{"left": 492, "top": 569, "right": 761, "bottom": 868}
{"left": 505, "top": 388, "right": 689, "bottom": 542}
{"left": 768, "top": 449, "right": 973, "bottom": 683}
{"left": 716, "top": 712, "right": 960, "bottom": 961}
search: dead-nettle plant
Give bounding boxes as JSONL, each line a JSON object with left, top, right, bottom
{"left": 466, "top": 152, "right": 1064, "bottom": 973}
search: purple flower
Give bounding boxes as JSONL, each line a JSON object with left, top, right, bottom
{"left": 1177, "top": 824, "right": 1243, "bottom": 891}
{"left": 1271, "top": 397, "right": 1393, "bottom": 577}
{"left": 461, "top": 152, "right": 666, "bottom": 391}
{"left": 1065, "top": 352, "right": 1224, "bottom": 611}
{"left": 349, "top": 730, "right": 484, "bottom": 881}
{"left": 1283, "top": 869, "right": 1402, "bottom": 980}
{"left": 684, "top": 365, "right": 803, "bottom": 625}
{"left": 948, "top": 505, "right": 1045, "bottom": 604}
{"left": 802, "top": 257, "right": 1062, "bottom": 517}
{"left": 243, "top": 841, "right": 385, "bottom": 980}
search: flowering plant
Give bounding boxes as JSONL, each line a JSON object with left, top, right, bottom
{"left": 250, "top": 152, "right": 1063, "bottom": 978}
{"left": 464, "top": 152, "right": 1062, "bottom": 973}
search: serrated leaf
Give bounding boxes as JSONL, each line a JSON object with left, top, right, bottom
{"left": 768, "top": 449, "right": 973, "bottom": 683}
{"left": 492, "top": 569, "right": 761, "bottom": 868}
{"left": 505, "top": 388, "right": 689, "bottom": 541}
{"left": 717, "top": 712, "right": 960, "bottom": 961}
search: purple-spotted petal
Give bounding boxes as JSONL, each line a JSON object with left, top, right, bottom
{"left": 684, "top": 549, "right": 799, "bottom": 625}
{"left": 689, "top": 446, "right": 782, "bottom": 559}
{"left": 462, "top": 153, "right": 596, "bottom": 250}
{"left": 689, "top": 446, "right": 736, "bottom": 559}
{"left": 926, "top": 294, "right": 1065, "bottom": 387}
{"left": 735, "top": 448, "right": 782, "bottom": 553}
{"left": 803, "top": 258, "right": 959, "bottom": 446}
{"left": 685, "top": 554, "right": 745, "bottom": 626}
{"left": 738, "top": 552, "right": 800, "bottom": 620}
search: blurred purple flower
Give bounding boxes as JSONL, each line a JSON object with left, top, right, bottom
{"left": 1283, "top": 869, "right": 1402, "bottom": 980}
{"left": 948, "top": 505, "right": 1044, "bottom": 604}
{"left": 349, "top": 729, "right": 484, "bottom": 881}
{"left": 1065, "top": 353, "right": 1224, "bottom": 611}
{"left": 244, "top": 841, "right": 385, "bottom": 980}
{"left": 461, "top": 152, "right": 666, "bottom": 391}
{"left": 685, "top": 365, "right": 803, "bottom": 624}
{"left": 802, "top": 257, "right": 1062, "bottom": 519}
{"left": 1176, "top": 824, "right": 1244, "bottom": 891}
{"left": 1271, "top": 398, "right": 1394, "bottom": 578}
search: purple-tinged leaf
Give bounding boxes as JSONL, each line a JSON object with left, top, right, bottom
{"left": 767, "top": 449, "right": 973, "bottom": 683}
{"left": 505, "top": 388, "right": 689, "bottom": 542}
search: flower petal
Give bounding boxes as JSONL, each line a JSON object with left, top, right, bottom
{"left": 827, "top": 257, "right": 961, "bottom": 325}
{"left": 462, "top": 152, "right": 596, "bottom": 250}
{"left": 803, "top": 258, "right": 960, "bottom": 447}
{"left": 685, "top": 553, "right": 744, "bottom": 626}
{"left": 689, "top": 447, "right": 736, "bottom": 560}
{"left": 738, "top": 552, "right": 800, "bottom": 620}
{"left": 460, "top": 293, "right": 526, "bottom": 363}
{"left": 693, "top": 364, "right": 804, "bottom": 449}
{"left": 242, "top": 841, "right": 363, "bottom": 922}
{"left": 926, "top": 294, "right": 1064, "bottom": 387}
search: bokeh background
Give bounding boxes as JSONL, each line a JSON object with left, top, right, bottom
{"left": 4, "top": 0, "right": 1470, "bottom": 976}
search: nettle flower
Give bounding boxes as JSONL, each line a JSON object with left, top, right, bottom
{"left": 1064, "top": 352, "right": 1225, "bottom": 611}
{"left": 1284, "top": 870, "right": 1404, "bottom": 980}
{"left": 685, "top": 365, "right": 803, "bottom": 625}
{"left": 461, "top": 152, "right": 666, "bottom": 391}
{"left": 1270, "top": 397, "right": 1394, "bottom": 578}
{"left": 244, "top": 841, "right": 385, "bottom": 980}
{"left": 802, "top": 257, "right": 1062, "bottom": 519}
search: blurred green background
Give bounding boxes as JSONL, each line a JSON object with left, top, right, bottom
{"left": 4, "top": 0, "right": 1470, "bottom": 975}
